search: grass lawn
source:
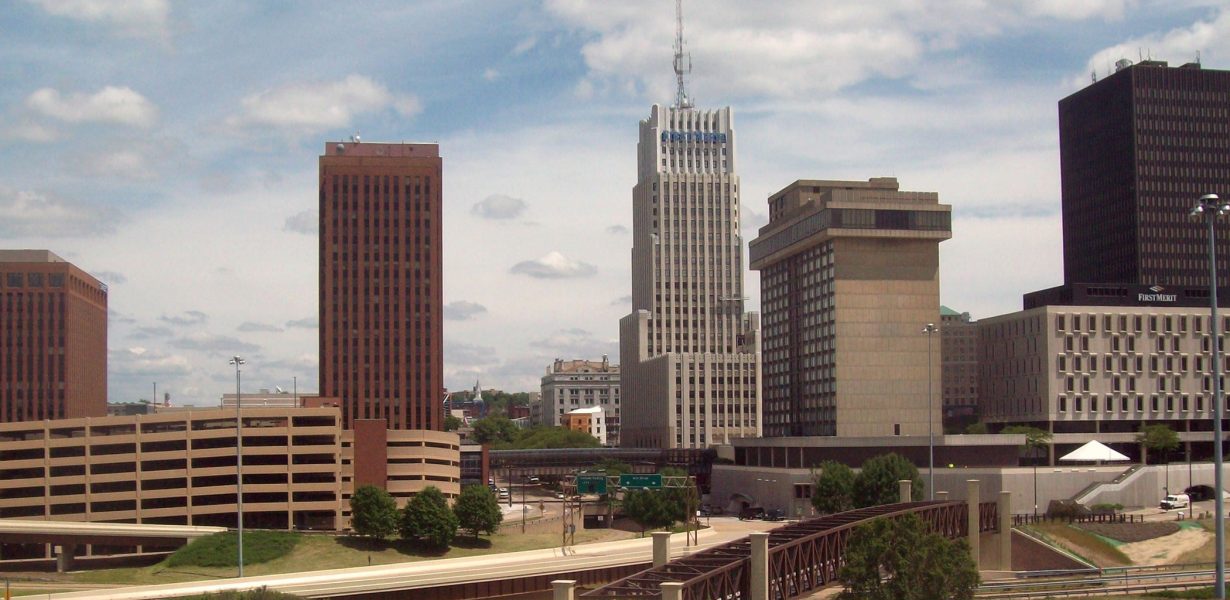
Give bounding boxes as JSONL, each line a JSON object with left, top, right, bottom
{"left": 72, "top": 527, "right": 632, "bottom": 586}
{"left": 1022, "top": 522, "right": 1131, "bottom": 567}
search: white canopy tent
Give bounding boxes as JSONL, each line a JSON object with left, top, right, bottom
{"left": 1059, "top": 440, "right": 1130, "bottom": 462}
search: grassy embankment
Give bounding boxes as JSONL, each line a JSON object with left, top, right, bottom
{"left": 72, "top": 527, "right": 632, "bottom": 586}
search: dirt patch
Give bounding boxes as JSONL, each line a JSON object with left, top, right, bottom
{"left": 1076, "top": 522, "right": 1180, "bottom": 543}
{"left": 1117, "top": 525, "right": 1210, "bottom": 565}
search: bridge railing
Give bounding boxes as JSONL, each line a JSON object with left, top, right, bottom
{"left": 582, "top": 500, "right": 998, "bottom": 600}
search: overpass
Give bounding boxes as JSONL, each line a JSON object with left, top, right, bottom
{"left": 39, "top": 494, "right": 1005, "bottom": 599}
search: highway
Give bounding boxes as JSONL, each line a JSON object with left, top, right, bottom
{"left": 35, "top": 520, "right": 773, "bottom": 600}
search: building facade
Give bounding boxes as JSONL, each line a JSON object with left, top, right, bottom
{"left": 563, "top": 405, "right": 607, "bottom": 446}
{"left": 619, "top": 104, "right": 762, "bottom": 449}
{"left": 540, "top": 357, "right": 620, "bottom": 444}
{"left": 748, "top": 178, "right": 951, "bottom": 437}
{"left": 941, "top": 307, "right": 979, "bottom": 426}
{"left": 1059, "top": 60, "right": 1230, "bottom": 289}
{"left": 318, "top": 141, "right": 443, "bottom": 431}
{"left": 979, "top": 305, "right": 1226, "bottom": 435}
{"left": 0, "top": 407, "right": 459, "bottom": 559}
{"left": 0, "top": 250, "right": 107, "bottom": 423}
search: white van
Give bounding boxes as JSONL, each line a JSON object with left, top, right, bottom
{"left": 1160, "top": 494, "right": 1190, "bottom": 509}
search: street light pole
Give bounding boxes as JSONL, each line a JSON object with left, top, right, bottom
{"left": 229, "top": 356, "right": 245, "bottom": 579}
{"left": 1192, "top": 193, "right": 1228, "bottom": 599}
{"left": 922, "top": 323, "right": 939, "bottom": 500}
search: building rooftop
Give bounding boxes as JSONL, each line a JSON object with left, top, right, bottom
{"left": 0, "top": 249, "right": 67, "bottom": 264}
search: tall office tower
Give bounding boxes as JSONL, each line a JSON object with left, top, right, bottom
{"left": 319, "top": 141, "right": 443, "bottom": 431}
{"left": 0, "top": 250, "right": 107, "bottom": 422}
{"left": 749, "top": 178, "right": 951, "bottom": 437}
{"left": 619, "top": 6, "right": 761, "bottom": 449}
{"left": 1060, "top": 60, "right": 1230, "bottom": 288}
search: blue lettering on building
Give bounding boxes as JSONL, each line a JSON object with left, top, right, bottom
{"left": 660, "top": 131, "right": 727, "bottom": 144}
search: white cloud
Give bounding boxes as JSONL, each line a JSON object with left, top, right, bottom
{"left": 0, "top": 187, "right": 121, "bottom": 237}
{"left": 513, "top": 35, "right": 538, "bottom": 55}
{"left": 483, "top": 68, "right": 500, "bottom": 82}
{"left": 286, "top": 317, "right": 318, "bottom": 329}
{"left": 444, "top": 301, "right": 488, "bottom": 321}
{"left": 110, "top": 346, "right": 191, "bottom": 376}
{"left": 1020, "top": 0, "right": 1132, "bottom": 21}
{"left": 530, "top": 327, "right": 617, "bottom": 359}
{"left": 227, "top": 75, "right": 420, "bottom": 134}
{"left": 238, "top": 321, "right": 283, "bottom": 333}
{"left": 1077, "top": 7, "right": 1230, "bottom": 86}
{"left": 170, "top": 331, "right": 260, "bottom": 354}
{"left": 25, "top": 0, "right": 170, "bottom": 40}
{"left": 6, "top": 121, "right": 60, "bottom": 143}
{"left": 283, "top": 210, "right": 318, "bottom": 234}
{"left": 25, "top": 86, "right": 159, "bottom": 128}
{"left": 160, "top": 310, "right": 208, "bottom": 326}
{"left": 510, "top": 251, "right": 598, "bottom": 279}
{"left": 472, "top": 194, "right": 528, "bottom": 220}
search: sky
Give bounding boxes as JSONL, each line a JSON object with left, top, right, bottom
{"left": 3, "top": 0, "right": 1229, "bottom": 406}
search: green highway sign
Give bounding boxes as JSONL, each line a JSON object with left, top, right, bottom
{"left": 619, "top": 474, "right": 662, "bottom": 489}
{"left": 576, "top": 474, "right": 608, "bottom": 494}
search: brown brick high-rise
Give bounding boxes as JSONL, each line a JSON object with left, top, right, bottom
{"left": 0, "top": 250, "right": 107, "bottom": 422}
{"left": 319, "top": 142, "right": 442, "bottom": 431}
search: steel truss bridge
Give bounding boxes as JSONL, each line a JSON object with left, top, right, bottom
{"left": 583, "top": 500, "right": 999, "bottom": 600}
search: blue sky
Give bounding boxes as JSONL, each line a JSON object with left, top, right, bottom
{"left": 2, "top": 0, "right": 1228, "bottom": 405}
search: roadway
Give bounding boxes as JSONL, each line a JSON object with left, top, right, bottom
{"left": 36, "top": 516, "right": 784, "bottom": 600}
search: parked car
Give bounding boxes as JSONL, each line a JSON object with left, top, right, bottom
{"left": 1160, "top": 493, "right": 1190, "bottom": 510}
{"left": 738, "top": 506, "right": 765, "bottom": 521}
{"left": 555, "top": 491, "right": 565, "bottom": 499}
{"left": 1185, "top": 485, "right": 1216, "bottom": 501}
{"left": 762, "top": 509, "right": 785, "bottom": 522}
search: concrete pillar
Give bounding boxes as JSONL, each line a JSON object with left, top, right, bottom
{"left": 552, "top": 579, "right": 576, "bottom": 600}
{"left": 998, "top": 491, "right": 1013, "bottom": 570}
{"left": 750, "top": 532, "right": 769, "bottom": 600}
{"left": 898, "top": 479, "right": 912, "bottom": 503}
{"left": 936, "top": 491, "right": 949, "bottom": 502}
{"left": 652, "top": 531, "right": 671, "bottom": 567}
{"left": 967, "top": 480, "right": 980, "bottom": 570}
{"left": 55, "top": 544, "right": 75, "bottom": 573}
{"left": 661, "top": 582, "right": 684, "bottom": 600}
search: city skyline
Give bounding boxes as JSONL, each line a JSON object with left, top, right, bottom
{"left": 2, "top": 1, "right": 1228, "bottom": 404}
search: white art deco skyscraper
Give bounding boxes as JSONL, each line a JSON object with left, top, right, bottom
{"left": 619, "top": 3, "right": 761, "bottom": 449}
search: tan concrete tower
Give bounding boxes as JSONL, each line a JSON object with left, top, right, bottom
{"left": 619, "top": 102, "right": 762, "bottom": 448}
{"left": 749, "top": 178, "right": 951, "bottom": 437}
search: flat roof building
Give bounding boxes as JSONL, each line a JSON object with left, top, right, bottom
{"left": 941, "top": 307, "right": 979, "bottom": 427}
{"left": 748, "top": 178, "right": 951, "bottom": 437}
{"left": 1059, "top": 60, "right": 1230, "bottom": 291}
{"left": 318, "top": 141, "right": 443, "bottom": 431}
{"left": 0, "top": 250, "right": 107, "bottom": 423}
{"left": 540, "top": 357, "right": 620, "bottom": 445}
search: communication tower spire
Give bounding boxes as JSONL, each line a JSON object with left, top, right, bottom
{"left": 673, "top": 0, "right": 693, "bottom": 110}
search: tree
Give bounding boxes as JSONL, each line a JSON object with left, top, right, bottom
{"left": 471, "top": 415, "right": 518, "bottom": 445}
{"left": 852, "top": 453, "right": 923, "bottom": 508}
{"left": 963, "top": 422, "right": 988, "bottom": 435}
{"left": 1137, "top": 424, "right": 1179, "bottom": 465}
{"left": 1002, "top": 425, "right": 1052, "bottom": 516}
{"left": 837, "top": 513, "right": 979, "bottom": 600}
{"left": 400, "top": 486, "right": 459, "bottom": 548}
{"left": 590, "top": 458, "right": 633, "bottom": 476}
{"left": 349, "top": 485, "right": 398, "bottom": 538}
{"left": 1002, "top": 425, "right": 1052, "bottom": 462}
{"left": 813, "top": 461, "right": 855, "bottom": 514}
{"left": 443, "top": 414, "right": 462, "bottom": 432}
{"left": 622, "top": 489, "right": 674, "bottom": 535}
{"left": 509, "top": 426, "right": 602, "bottom": 449}
{"left": 453, "top": 485, "right": 503, "bottom": 539}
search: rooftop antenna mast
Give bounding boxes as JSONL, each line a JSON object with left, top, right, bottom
{"left": 673, "top": 0, "right": 693, "bottom": 110}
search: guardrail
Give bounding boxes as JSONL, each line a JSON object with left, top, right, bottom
{"left": 977, "top": 568, "right": 1216, "bottom": 598}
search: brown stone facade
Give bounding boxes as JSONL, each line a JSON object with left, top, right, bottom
{"left": 319, "top": 142, "right": 443, "bottom": 431}
{"left": 0, "top": 250, "right": 107, "bottom": 423}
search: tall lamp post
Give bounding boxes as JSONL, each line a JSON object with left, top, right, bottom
{"left": 922, "top": 323, "right": 939, "bottom": 500}
{"left": 229, "top": 356, "right": 245, "bottom": 578}
{"left": 1192, "top": 193, "right": 1228, "bottom": 599}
